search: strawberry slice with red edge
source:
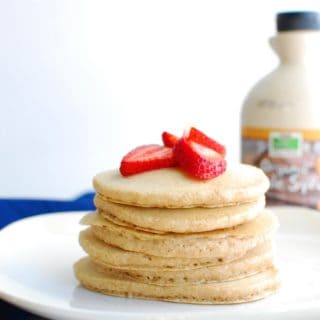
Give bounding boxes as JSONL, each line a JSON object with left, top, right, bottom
{"left": 162, "top": 131, "right": 178, "bottom": 148}
{"left": 120, "top": 144, "right": 176, "bottom": 177}
{"left": 186, "top": 127, "right": 226, "bottom": 157}
{"left": 173, "top": 138, "right": 227, "bottom": 180}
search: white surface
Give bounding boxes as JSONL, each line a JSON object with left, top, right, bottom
{"left": 0, "top": 207, "right": 320, "bottom": 319}
{"left": 2, "top": 1, "right": 320, "bottom": 198}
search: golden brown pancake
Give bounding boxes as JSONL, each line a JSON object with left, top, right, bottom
{"left": 81, "top": 210, "right": 278, "bottom": 258}
{"left": 91, "top": 241, "right": 274, "bottom": 285}
{"left": 79, "top": 228, "right": 257, "bottom": 270}
{"left": 74, "top": 163, "right": 280, "bottom": 304}
{"left": 74, "top": 258, "right": 280, "bottom": 304}
{"left": 93, "top": 165, "right": 269, "bottom": 208}
{"left": 95, "top": 196, "right": 265, "bottom": 233}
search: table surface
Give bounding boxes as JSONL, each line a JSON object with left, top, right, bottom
{"left": 0, "top": 300, "right": 48, "bottom": 319}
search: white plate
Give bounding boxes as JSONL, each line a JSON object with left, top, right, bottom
{"left": 0, "top": 207, "right": 320, "bottom": 320}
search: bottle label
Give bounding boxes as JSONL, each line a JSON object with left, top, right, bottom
{"left": 242, "top": 127, "right": 320, "bottom": 209}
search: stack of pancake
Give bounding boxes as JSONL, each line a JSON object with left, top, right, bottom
{"left": 74, "top": 164, "right": 280, "bottom": 304}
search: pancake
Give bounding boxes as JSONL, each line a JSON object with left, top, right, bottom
{"left": 93, "top": 165, "right": 269, "bottom": 208}
{"left": 81, "top": 210, "right": 278, "bottom": 258}
{"left": 91, "top": 241, "right": 274, "bottom": 285}
{"left": 79, "top": 229, "right": 255, "bottom": 270}
{"left": 95, "top": 196, "right": 265, "bottom": 233}
{"left": 74, "top": 258, "right": 280, "bottom": 304}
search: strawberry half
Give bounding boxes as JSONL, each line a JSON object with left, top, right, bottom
{"left": 120, "top": 144, "right": 176, "bottom": 176}
{"left": 186, "top": 127, "right": 226, "bottom": 157}
{"left": 162, "top": 131, "right": 178, "bottom": 148}
{"left": 173, "top": 138, "right": 226, "bottom": 180}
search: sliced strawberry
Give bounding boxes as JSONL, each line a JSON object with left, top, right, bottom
{"left": 173, "top": 138, "right": 226, "bottom": 180}
{"left": 162, "top": 131, "right": 178, "bottom": 148}
{"left": 186, "top": 127, "right": 226, "bottom": 157}
{"left": 120, "top": 144, "right": 175, "bottom": 176}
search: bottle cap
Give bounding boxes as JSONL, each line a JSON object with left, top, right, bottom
{"left": 277, "top": 11, "right": 320, "bottom": 32}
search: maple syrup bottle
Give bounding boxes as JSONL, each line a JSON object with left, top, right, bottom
{"left": 241, "top": 11, "right": 320, "bottom": 209}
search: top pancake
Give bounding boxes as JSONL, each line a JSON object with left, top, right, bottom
{"left": 93, "top": 164, "right": 269, "bottom": 208}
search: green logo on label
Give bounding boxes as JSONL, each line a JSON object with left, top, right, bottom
{"left": 272, "top": 137, "right": 300, "bottom": 151}
{"left": 269, "top": 132, "right": 303, "bottom": 158}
